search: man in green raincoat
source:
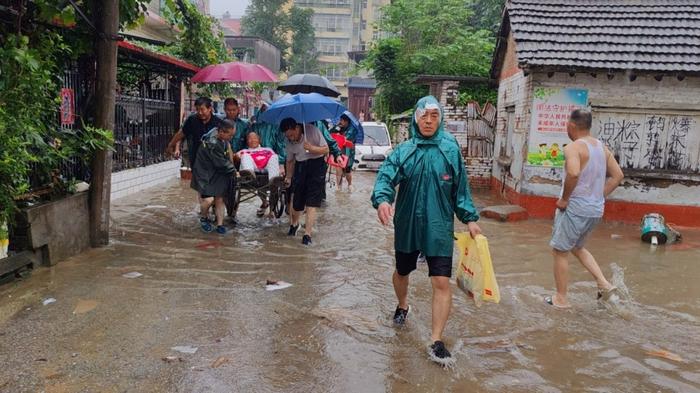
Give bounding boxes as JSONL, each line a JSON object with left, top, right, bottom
{"left": 192, "top": 119, "right": 237, "bottom": 235}
{"left": 223, "top": 98, "right": 249, "bottom": 152}
{"left": 371, "top": 96, "right": 481, "bottom": 361}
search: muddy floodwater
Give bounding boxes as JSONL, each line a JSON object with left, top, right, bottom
{"left": 1, "top": 172, "right": 699, "bottom": 392}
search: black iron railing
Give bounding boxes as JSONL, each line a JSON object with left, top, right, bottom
{"left": 113, "top": 95, "right": 177, "bottom": 171}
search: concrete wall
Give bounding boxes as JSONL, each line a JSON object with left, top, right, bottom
{"left": 16, "top": 192, "right": 91, "bottom": 266}
{"left": 521, "top": 72, "right": 700, "bottom": 206}
{"left": 492, "top": 32, "right": 700, "bottom": 224}
{"left": 111, "top": 160, "right": 181, "bottom": 200}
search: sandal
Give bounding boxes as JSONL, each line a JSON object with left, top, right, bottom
{"left": 544, "top": 296, "right": 572, "bottom": 309}
{"left": 597, "top": 286, "right": 619, "bottom": 301}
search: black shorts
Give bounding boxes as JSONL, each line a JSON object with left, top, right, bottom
{"left": 291, "top": 157, "right": 326, "bottom": 212}
{"left": 395, "top": 250, "right": 453, "bottom": 277}
{"left": 200, "top": 194, "right": 213, "bottom": 199}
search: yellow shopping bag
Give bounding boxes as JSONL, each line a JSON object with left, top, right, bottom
{"left": 454, "top": 232, "right": 500, "bottom": 307}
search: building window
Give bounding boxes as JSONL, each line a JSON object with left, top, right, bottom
{"left": 316, "top": 38, "right": 350, "bottom": 56}
{"left": 312, "top": 14, "right": 351, "bottom": 33}
{"left": 321, "top": 63, "right": 348, "bottom": 81}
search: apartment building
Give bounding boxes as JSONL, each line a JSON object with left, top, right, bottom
{"left": 295, "top": 0, "right": 388, "bottom": 99}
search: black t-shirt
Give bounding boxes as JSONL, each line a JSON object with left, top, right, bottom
{"left": 182, "top": 113, "right": 222, "bottom": 166}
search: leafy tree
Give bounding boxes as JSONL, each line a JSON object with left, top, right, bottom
{"left": 241, "top": 0, "right": 318, "bottom": 72}
{"left": 364, "top": 0, "right": 497, "bottom": 119}
{"left": 470, "top": 0, "right": 505, "bottom": 35}
{"left": 0, "top": 0, "right": 148, "bottom": 225}
{"left": 241, "top": 0, "right": 290, "bottom": 68}
{"left": 161, "top": 0, "right": 231, "bottom": 67}
{"left": 287, "top": 6, "right": 318, "bottom": 74}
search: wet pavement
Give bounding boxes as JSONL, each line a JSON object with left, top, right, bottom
{"left": 1, "top": 171, "right": 699, "bottom": 392}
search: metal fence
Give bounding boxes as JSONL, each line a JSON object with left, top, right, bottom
{"left": 113, "top": 95, "right": 177, "bottom": 171}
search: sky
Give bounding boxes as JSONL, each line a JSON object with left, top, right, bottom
{"left": 210, "top": 0, "right": 251, "bottom": 18}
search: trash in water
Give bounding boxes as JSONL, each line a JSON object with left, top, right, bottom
{"left": 211, "top": 356, "right": 230, "bottom": 368}
{"left": 641, "top": 213, "right": 667, "bottom": 245}
{"left": 195, "top": 241, "right": 223, "bottom": 250}
{"left": 35, "top": 358, "right": 48, "bottom": 362}
{"left": 610, "top": 234, "right": 623, "bottom": 239}
{"left": 162, "top": 356, "right": 184, "bottom": 363}
{"left": 42, "top": 298, "right": 56, "bottom": 306}
{"left": 646, "top": 349, "right": 684, "bottom": 362}
{"left": 145, "top": 205, "right": 167, "bottom": 209}
{"left": 171, "top": 345, "right": 198, "bottom": 354}
{"left": 640, "top": 213, "right": 682, "bottom": 245}
{"left": 73, "top": 299, "right": 98, "bottom": 314}
{"left": 122, "top": 272, "right": 143, "bottom": 279}
{"left": 265, "top": 280, "right": 292, "bottom": 291}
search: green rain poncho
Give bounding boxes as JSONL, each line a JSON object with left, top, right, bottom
{"left": 371, "top": 96, "right": 479, "bottom": 257}
{"left": 341, "top": 122, "right": 358, "bottom": 170}
{"left": 230, "top": 117, "right": 249, "bottom": 152}
{"left": 250, "top": 106, "right": 286, "bottom": 164}
{"left": 191, "top": 130, "right": 237, "bottom": 197}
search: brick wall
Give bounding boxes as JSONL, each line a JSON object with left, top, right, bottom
{"left": 466, "top": 157, "right": 493, "bottom": 189}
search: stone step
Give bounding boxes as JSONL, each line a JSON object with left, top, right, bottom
{"left": 481, "top": 205, "right": 529, "bottom": 222}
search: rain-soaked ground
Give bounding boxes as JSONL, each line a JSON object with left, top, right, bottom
{"left": 1, "top": 171, "right": 699, "bottom": 393}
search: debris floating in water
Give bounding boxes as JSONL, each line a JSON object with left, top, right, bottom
{"left": 211, "top": 356, "right": 230, "bottom": 368}
{"left": 73, "top": 299, "right": 98, "bottom": 314}
{"left": 195, "top": 241, "right": 223, "bottom": 250}
{"left": 145, "top": 205, "right": 167, "bottom": 209}
{"left": 162, "top": 356, "right": 183, "bottom": 363}
{"left": 266, "top": 280, "right": 292, "bottom": 291}
{"left": 171, "top": 346, "right": 198, "bottom": 354}
{"left": 42, "top": 298, "right": 56, "bottom": 306}
{"left": 610, "top": 234, "right": 622, "bottom": 239}
{"left": 122, "top": 272, "right": 143, "bottom": 279}
{"left": 645, "top": 349, "right": 684, "bottom": 362}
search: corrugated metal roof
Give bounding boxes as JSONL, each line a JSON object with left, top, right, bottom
{"left": 507, "top": 0, "right": 700, "bottom": 73}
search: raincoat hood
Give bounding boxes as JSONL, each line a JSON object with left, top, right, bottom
{"left": 408, "top": 96, "right": 444, "bottom": 141}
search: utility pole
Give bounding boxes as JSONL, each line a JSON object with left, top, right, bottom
{"left": 90, "top": 0, "right": 119, "bottom": 246}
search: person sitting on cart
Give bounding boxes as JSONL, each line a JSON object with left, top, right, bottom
{"left": 249, "top": 101, "right": 287, "bottom": 174}
{"left": 191, "top": 119, "right": 237, "bottom": 235}
{"left": 238, "top": 131, "right": 282, "bottom": 216}
{"left": 281, "top": 118, "right": 329, "bottom": 246}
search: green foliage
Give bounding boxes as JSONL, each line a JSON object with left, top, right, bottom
{"left": 241, "top": 0, "right": 290, "bottom": 66}
{"left": 0, "top": 0, "right": 144, "bottom": 225}
{"left": 469, "top": 0, "right": 505, "bottom": 35}
{"left": 241, "top": 0, "right": 318, "bottom": 72}
{"left": 364, "top": 0, "right": 498, "bottom": 119}
{"left": 287, "top": 6, "right": 318, "bottom": 74}
{"left": 160, "top": 0, "right": 232, "bottom": 96}
{"left": 0, "top": 31, "right": 65, "bottom": 223}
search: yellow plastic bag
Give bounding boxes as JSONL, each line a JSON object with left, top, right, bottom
{"left": 454, "top": 232, "right": 500, "bottom": 307}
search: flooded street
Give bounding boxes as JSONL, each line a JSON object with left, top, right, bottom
{"left": 1, "top": 171, "right": 699, "bottom": 392}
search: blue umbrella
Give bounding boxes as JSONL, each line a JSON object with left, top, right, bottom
{"left": 260, "top": 92, "right": 346, "bottom": 125}
{"left": 335, "top": 110, "right": 364, "bottom": 145}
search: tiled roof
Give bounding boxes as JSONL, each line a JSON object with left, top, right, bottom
{"left": 220, "top": 18, "right": 241, "bottom": 36}
{"left": 506, "top": 0, "right": 700, "bottom": 73}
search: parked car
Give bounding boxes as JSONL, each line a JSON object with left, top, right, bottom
{"left": 356, "top": 121, "right": 392, "bottom": 171}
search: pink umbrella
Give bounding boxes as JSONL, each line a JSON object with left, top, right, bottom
{"left": 191, "top": 61, "right": 277, "bottom": 83}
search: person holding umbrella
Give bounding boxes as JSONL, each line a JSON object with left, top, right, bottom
{"left": 281, "top": 118, "right": 329, "bottom": 246}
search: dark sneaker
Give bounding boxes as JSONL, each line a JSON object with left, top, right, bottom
{"left": 200, "top": 217, "right": 213, "bottom": 233}
{"left": 302, "top": 235, "right": 312, "bottom": 245}
{"left": 430, "top": 341, "right": 451, "bottom": 360}
{"left": 216, "top": 225, "right": 227, "bottom": 235}
{"left": 393, "top": 306, "right": 409, "bottom": 325}
{"left": 287, "top": 224, "right": 299, "bottom": 236}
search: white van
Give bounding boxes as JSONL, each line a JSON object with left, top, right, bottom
{"left": 356, "top": 121, "right": 392, "bottom": 171}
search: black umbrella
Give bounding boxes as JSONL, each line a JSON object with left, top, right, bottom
{"left": 277, "top": 73, "right": 341, "bottom": 97}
